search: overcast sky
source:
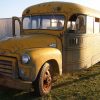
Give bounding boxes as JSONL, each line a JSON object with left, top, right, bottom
{"left": 0, "top": 0, "right": 100, "bottom": 18}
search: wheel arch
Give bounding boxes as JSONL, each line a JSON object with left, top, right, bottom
{"left": 35, "top": 59, "right": 62, "bottom": 82}
{"left": 30, "top": 48, "right": 62, "bottom": 81}
{"left": 47, "top": 59, "right": 60, "bottom": 76}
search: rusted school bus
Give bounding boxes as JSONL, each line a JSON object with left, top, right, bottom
{"left": 0, "top": 2, "right": 100, "bottom": 96}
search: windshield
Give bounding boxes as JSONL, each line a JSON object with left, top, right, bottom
{"left": 23, "top": 15, "right": 65, "bottom": 30}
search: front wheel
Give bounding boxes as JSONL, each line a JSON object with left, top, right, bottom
{"left": 34, "top": 63, "right": 52, "bottom": 96}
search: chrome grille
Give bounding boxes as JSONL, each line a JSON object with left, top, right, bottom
{"left": 0, "top": 57, "right": 17, "bottom": 78}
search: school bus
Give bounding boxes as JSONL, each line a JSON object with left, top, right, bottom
{"left": 0, "top": 2, "right": 100, "bottom": 96}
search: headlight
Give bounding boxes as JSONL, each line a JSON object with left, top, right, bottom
{"left": 22, "top": 54, "right": 30, "bottom": 64}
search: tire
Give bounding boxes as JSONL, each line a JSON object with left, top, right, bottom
{"left": 33, "top": 63, "right": 52, "bottom": 96}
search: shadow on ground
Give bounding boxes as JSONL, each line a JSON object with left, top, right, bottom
{"left": 0, "top": 87, "right": 45, "bottom": 100}
{"left": 53, "top": 71, "right": 100, "bottom": 89}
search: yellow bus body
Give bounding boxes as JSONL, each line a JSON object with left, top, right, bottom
{"left": 0, "top": 2, "right": 100, "bottom": 93}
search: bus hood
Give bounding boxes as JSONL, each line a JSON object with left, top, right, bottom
{"left": 0, "top": 34, "right": 57, "bottom": 53}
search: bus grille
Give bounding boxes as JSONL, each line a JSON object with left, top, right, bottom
{"left": 0, "top": 58, "right": 17, "bottom": 78}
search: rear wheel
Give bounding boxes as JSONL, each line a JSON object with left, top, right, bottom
{"left": 34, "top": 63, "right": 52, "bottom": 96}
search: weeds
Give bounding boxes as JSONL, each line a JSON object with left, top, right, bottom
{"left": 0, "top": 63, "right": 100, "bottom": 100}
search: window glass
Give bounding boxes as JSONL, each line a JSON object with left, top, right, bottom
{"left": 76, "top": 15, "right": 86, "bottom": 33}
{"left": 42, "top": 19, "right": 50, "bottom": 29}
{"left": 67, "top": 15, "right": 86, "bottom": 33}
{"left": 86, "top": 16, "right": 94, "bottom": 33}
{"left": 23, "top": 15, "right": 65, "bottom": 30}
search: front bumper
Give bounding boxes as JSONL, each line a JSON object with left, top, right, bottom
{"left": 0, "top": 75, "right": 32, "bottom": 90}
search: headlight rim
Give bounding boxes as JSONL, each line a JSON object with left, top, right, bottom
{"left": 21, "top": 53, "right": 31, "bottom": 64}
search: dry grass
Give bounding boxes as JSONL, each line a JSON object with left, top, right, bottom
{"left": 0, "top": 63, "right": 100, "bottom": 100}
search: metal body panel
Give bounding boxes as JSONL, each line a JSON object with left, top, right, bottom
{"left": 0, "top": 75, "right": 32, "bottom": 90}
{"left": 0, "top": 34, "right": 59, "bottom": 52}
{"left": 28, "top": 48, "right": 62, "bottom": 81}
{"left": 23, "top": 2, "right": 100, "bottom": 18}
{"left": 0, "top": 33, "right": 62, "bottom": 81}
{"left": 63, "top": 33, "right": 100, "bottom": 72}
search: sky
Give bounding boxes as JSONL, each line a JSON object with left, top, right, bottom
{"left": 0, "top": 0, "right": 100, "bottom": 18}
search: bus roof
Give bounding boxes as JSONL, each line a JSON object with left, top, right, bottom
{"left": 22, "top": 2, "right": 100, "bottom": 18}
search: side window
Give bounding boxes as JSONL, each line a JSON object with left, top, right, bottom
{"left": 67, "top": 21, "right": 76, "bottom": 32}
{"left": 67, "top": 14, "right": 86, "bottom": 33}
{"left": 86, "top": 16, "right": 94, "bottom": 33}
{"left": 94, "top": 18, "right": 99, "bottom": 33}
{"left": 76, "top": 15, "right": 86, "bottom": 33}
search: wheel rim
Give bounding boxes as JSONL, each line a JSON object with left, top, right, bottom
{"left": 43, "top": 68, "right": 52, "bottom": 92}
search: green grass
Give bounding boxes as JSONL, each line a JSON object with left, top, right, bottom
{"left": 0, "top": 63, "right": 100, "bottom": 100}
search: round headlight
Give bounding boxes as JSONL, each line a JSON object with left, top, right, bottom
{"left": 22, "top": 54, "right": 30, "bottom": 64}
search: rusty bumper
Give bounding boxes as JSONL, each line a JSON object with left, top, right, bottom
{"left": 0, "top": 76, "right": 32, "bottom": 90}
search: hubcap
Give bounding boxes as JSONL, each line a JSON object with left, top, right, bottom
{"left": 43, "top": 69, "right": 52, "bottom": 92}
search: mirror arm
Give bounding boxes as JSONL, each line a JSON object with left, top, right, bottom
{"left": 12, "top": 16, "right": 22, "bottom": 37}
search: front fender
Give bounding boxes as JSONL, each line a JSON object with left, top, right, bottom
{"left": 29, "top": 48, "right": 62, "bottom": 81}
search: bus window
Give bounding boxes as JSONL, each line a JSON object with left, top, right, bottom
{"left": 23, "top": 15, "right": 65, "bottom": 30}
{"left": 86, "top": 16, "right": 94, "bottom": 33}
{"left": 94, "top": 18, "right": 99, "bottom": 33}
{"left": 23, "top": 17, "right": 31, "bottom": 29}
{"left": 76, "top": 15, "right": 86, "bottom": 33}
{"left": 67, "top": 21, "right": 76, "bottom": 33}
{"left": 67, "top": 15, "right": 86, "bottom": 33}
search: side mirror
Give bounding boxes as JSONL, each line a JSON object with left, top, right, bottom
{"left": 12, "top": 17, "right": 22, "bottom": 36}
